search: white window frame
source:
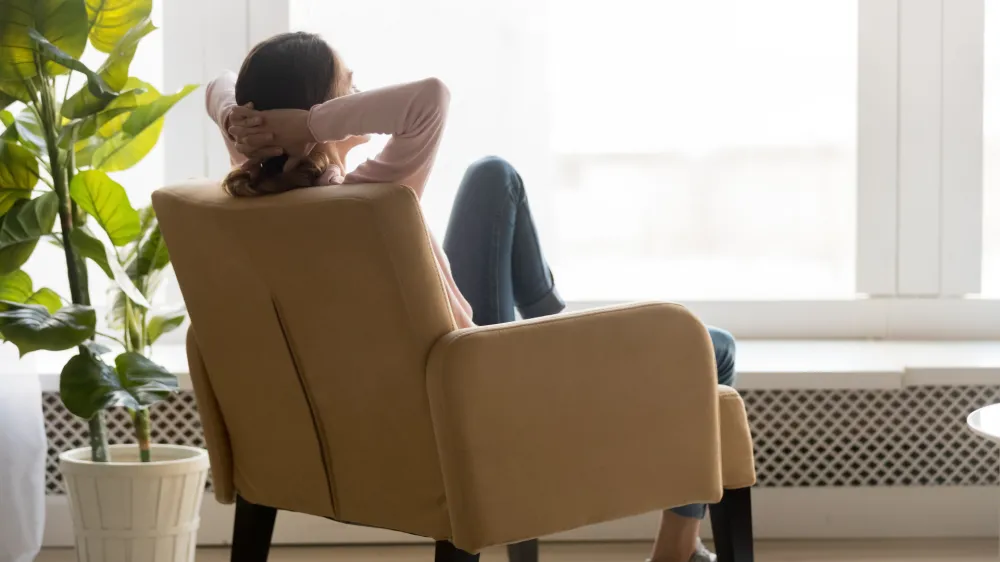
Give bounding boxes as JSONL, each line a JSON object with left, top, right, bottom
{"left": 159, "top": 0, "right": 998, "bottom": 340}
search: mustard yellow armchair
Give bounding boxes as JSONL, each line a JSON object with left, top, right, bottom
{"left": 153, "top": 181, "right": 756, "bottom": 562}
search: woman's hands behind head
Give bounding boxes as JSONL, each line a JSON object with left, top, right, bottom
{"left": 228, "top": 105, "right": 316, "bottom": 171}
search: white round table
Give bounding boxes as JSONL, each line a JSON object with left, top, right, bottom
{"left": 968, "top": 403, "right": 1000, "bottom": 444}
{"left": 968, "top": 404, "right": 1000, "bottom": 555}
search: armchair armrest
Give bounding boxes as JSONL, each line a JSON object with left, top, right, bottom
{"left": 426, "top": 302, "right": 724, "bottom": 552}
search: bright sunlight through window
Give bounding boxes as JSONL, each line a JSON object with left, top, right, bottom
{"left": 291, "top": 0, "right": 858, "bottom": 300}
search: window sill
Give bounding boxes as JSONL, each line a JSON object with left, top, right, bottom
{"left": 6, "top": 340, "right": 1000, "bottom": 392}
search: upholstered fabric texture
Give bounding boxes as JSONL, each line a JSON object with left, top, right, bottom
{"left": 153, "top": 181, "right": 756, "bottom": 552}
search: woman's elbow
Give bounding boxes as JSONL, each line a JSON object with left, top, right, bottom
{"left": 203, "top": 82, "right": 213, "bottom": 114}
{"left": 418, "top": 77, "right": 451, "bottom": 110}
{"left": 204, "top": 79, "right": 224, "bottom": 120}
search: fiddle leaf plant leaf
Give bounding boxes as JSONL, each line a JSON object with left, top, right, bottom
{"left": 61, "top": 88, "right": 144, "bottom": 147}
{"left": 64, "top": 184, "right": 150, "bottom": 308}
{"left": 146, "top": 310, "right": 185, "bottom": 345}
{"left": 0, "top": 192, "right": 57, "bottom": 275}
{"left": 10, "top": 108, "right": 46, "bottom": 158}
{"left": 0, "top": 187, "right": 34, "bottom": 217}
{"left": 91, "top": 223, "right": 151, "bottom": 308}
{"left": 114, "top": 352, "right": 178, "bottom": 406}
{"left": 74, "top": 77, "right": 157, "bottom": 168}
{"left": 0, "top": 301, "right": 96, "bottom": 356}
{"left": 68, "top": 227, "right": 114, "bottom": 278}
{"left": 0, "top": 139, "right": 39, "bottom": 216}
{"left": 28, "top": 28, "right": 113, "bottom": 99}
{"left": 0, "top": 80, "right": 31, "bottom": 104}
{"left": 69, "top": 170, "right": 140, "bottom": 246}
{"left": 90, "top": 82, "right": 197, "bottom": 172}
{"left": 24, "top": 287, "right": 61, "bottom": 313}
{"left": 85, "top": 0, "right": 153, "bottom": 53}
{"left": 0, "top": 267, "right": 58, "bottom": 312}
{"left": 0, "top": 269, "right": 32, "bottom": 302}
{"left": 60, "top": 347, "right": 179, "bottom": 420}
{"left": 0, "top": 0, "right": 38, "bottom": 82}
{"left": 131, "top": 223, "right": 169, "bottom": 277}
{"left": 60, "top": 345, "right": 127, "bottom": 419}
{"left": 0, "top": 92, "right": 14, "bottom": 112}
{"left": 32, "top": 0, "right": 90, "bottom": 76}
{"left": 0, "top": 139, "right": 39, "bottom": 189}
{"left": 62, "top": 19, "right": 156, "bottom": 119}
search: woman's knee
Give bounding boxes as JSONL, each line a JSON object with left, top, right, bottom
{"left": 460, "top": 156, "right": 522, "bottom": 201}
{"left": 708, "top": 327, "right": 737, "bottom": 387}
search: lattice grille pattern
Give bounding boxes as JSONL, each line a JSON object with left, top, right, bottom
{"left": 743, "top": 385, "right": 1000, "bottom": 486}
{"left": 43, "top": 386, "right": 1000, "bottom": 494}
{"left": 43, "top": 392, "right": 208, "bottom": 494}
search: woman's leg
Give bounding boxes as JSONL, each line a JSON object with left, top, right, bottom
{"left": 651, "top": 327, "right": 736, "bottom": 562}
{"left": 443, "top": 156, "right": 565, "bottom": 325}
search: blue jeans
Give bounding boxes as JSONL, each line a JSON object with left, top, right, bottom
{"left": 442, "top": 156, "right": 737, "bottom": 520}
{"left": 443, "top": 156, "right": 565, "bottom": 323}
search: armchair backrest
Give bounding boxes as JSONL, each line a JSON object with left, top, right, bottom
{"left": 153, "top": 181, "right": 456, "bottom": 537}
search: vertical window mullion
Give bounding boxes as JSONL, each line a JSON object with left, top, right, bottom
{"left": 940, "top": 0, "right": 984, "bottom": 296}
{"left": 896, "top": 0, "right": 944, "bottom": 296}
{"left": 857, "top": 0, "right": 901, "bottom": 298}
{"left": 248, "top": 0, "right": 291, "bottom": 45}
{"left": 163, "top": 0, "right": 212, "bottom": 182}
{"left": 164, "top": 0, "right": 252, "bottom": 182}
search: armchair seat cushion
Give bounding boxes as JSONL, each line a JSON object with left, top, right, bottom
{"left": 718, "top": 385, "right": 756, "bottom": 490}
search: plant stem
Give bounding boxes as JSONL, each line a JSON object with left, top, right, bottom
{"left": 38, "top": 72, "right": 85, "bottom": 305}
{"left": 61, "top": 72, "right": 72, "bottom": 108}
{"left": 66, "top": 135, "right": 75, "bottom": 185}
{"left": 66, "top": 133, "right": 91, "bottom": 302}
{"left": 124, "top": 298, "right": 153, "bottom": 462}
{"left": 35, "top": 56, "right": 107, "bottom": 462}
{"left": 88, "top": 415, "right": 110, "bottom": 463}
{"left": 135, "top": 409, "right": 151, "bottom": 462}
{"left": 95, "top": 330, "right": 127, "bottom": 346}
{"left": 22, "top": 77, "right": 43, "bottom": 119}
{"left": 125, "top": 297, "right": 143, "bottom": 351}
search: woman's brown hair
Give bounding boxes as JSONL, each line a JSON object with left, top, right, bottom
{"left": 223, "top": 32, "right": 351, "bottom": 197}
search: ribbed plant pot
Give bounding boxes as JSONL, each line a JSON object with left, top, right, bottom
{"left": 59, "top": 444, "right": 209, "bottom": 562}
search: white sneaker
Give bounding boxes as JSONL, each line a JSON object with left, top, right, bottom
{"left": 644, "top": 539, "right": 717, "bottom": 562}
{"left": 690, "top": 539, "right": 717, "bottom": 562}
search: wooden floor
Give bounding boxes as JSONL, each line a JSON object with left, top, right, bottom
{"left": 35, "top": 540, "right": 1000, "bottom": 561}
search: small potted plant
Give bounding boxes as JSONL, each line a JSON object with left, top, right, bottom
{"left": 0, "top": 1, "right": 205, "bottom": 560}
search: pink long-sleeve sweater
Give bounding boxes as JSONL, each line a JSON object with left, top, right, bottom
{"left": 205, "top": 72, "right": 476, "bottom": 328}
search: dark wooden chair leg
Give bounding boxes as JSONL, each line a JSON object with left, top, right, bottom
{"left": 709, "top": 487, "right": 754, "bottom": 562}
{"left": 231, "top": 495, "right": 278, "bottom": 562}
{"left": 507, "top": 539, "right": 539, "bottom": 562}
{"left": 435, "top": 540, "right": 480, "bottom": 562}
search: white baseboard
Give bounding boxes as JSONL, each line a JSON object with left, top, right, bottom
{"left": 41, "top": 487, "right": 1000, "bottom": 547}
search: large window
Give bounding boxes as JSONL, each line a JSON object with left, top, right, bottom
{"left": 146, "top": 0, "right": 1000, "bottom": 338}
{"left": 290, "top": 0, "right": 858, "bottom": 300}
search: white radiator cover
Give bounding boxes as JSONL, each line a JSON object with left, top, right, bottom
{"left": 39, "top": 385, "right": 1000, "bottom": 543}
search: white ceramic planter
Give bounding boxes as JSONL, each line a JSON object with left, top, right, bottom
{"left": 59, "top": 444, "right": 210, "bottom": 562}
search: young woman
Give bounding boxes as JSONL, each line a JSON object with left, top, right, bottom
{"left": 207, "top": 31, "right": 735, "bottom": 562}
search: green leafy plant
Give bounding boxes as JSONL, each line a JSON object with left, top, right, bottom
{"left": 0, "top": 0, "right": 195, "bottom": 462}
